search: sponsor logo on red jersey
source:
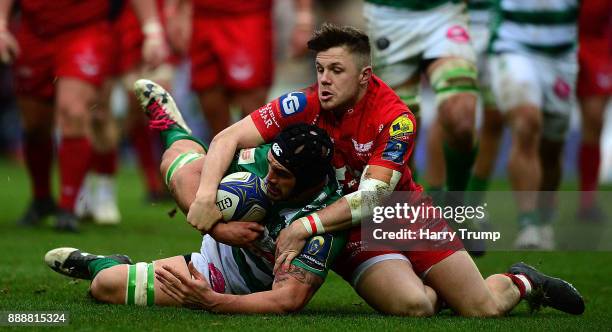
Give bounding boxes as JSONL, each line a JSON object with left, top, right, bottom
{"left": 279, "top": 92, "right": 307, "bottom": 117}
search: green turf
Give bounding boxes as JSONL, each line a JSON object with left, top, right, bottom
{"left": 0, "top": 160, "right": 611, "bottom": 331}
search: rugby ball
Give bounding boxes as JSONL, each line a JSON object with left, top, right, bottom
{"left": 216, "top": 172, "right": 270, "bottom": 222}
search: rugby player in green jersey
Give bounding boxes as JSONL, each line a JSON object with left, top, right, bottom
{"left": 44, "top": 80, "right": 346, "bottom": 314}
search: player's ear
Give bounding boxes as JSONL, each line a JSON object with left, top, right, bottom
{"left": 359, "top": 66, "right": 372, "bottom": 86}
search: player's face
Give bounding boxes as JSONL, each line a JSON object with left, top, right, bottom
{"left": 265, "top": 152, "right": 296, "bottom": 201}
{"left": 315, "top": 46, "right": 363, "bottom": 111}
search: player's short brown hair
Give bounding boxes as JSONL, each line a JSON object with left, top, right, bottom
{"left": 307, "top": 23, "right": 371, "bottom": 69}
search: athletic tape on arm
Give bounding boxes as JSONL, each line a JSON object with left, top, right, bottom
{"left": 345, "top": 166, "right": 402, "bottom": 225}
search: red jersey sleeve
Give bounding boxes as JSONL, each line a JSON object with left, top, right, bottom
{"left": 250, "top": 90, "right": 316, "bottom": 142}
{"left": 367, "top": 112, "right": 417, "bottom": 172}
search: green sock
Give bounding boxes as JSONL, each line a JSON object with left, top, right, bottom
{"left": 88, "top": 258, "right": 122, "bottom": 280}
{"left": 465, "top": 174, "right": 490, "bottom": 206}
{"left": 160, "top": 127, "right": 207, "bottom": 151}
{"left": 518, "top": 211, "right": 540, "bottom": 229}
{"left": 443, "top": 143, "right": 477, "bottom": 192}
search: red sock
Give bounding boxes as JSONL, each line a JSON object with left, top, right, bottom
{"left": 58, "top": 137, "right": 92, "bottom": 211}
{"left": 23, "top": 132, "right": 54, "bottom": 200}
{"left": 129, "top": 121, "right": 163, "bottom": 194}
{"left": 504, "top": 273, "right": 533, "bottom": 298}
{"left": 578, "top": 142, "right": 600, "bottom": 209}
{"left": 91, "top": 149, "right": 118, "bottom": 176}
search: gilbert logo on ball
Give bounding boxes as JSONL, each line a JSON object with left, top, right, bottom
{"left": 216, "top": 172, "right": 270, "bottom": 222}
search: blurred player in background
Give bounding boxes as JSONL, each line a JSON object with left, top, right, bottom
{"left": 177, "top": 0, "right": 314, "bottom": 138}
{"left": 363, "top": 0, "right": 479, "bottom": 201}
{"left": 576, "top": 0, "right": 611, "bottom": 222}
{"left": 76, "top": 0, "right": 174, "bottom": 225}
{"left": 45, "top": 81, "right": 346, "bottom": 313}
{"left": 0, "top": 0, "right": 167, "bottom": 231}
{"left": 488, "top": 0, "right": 579, "bottom": 249}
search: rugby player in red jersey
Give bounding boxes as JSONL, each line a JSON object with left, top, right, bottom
{"left": 75, "top": 0, "right": 174, "bottom": 222}
{"left": 179, "top": 23, "right": 584, "bottom": 316}
{"left": 181, "top": 0, "right": 313, "bottom": 137}
{"left": 576, "top": 0, "right": 611, "bottom": 222}
{"left": 0, "top": 0, "right": 167, "bottom": 231}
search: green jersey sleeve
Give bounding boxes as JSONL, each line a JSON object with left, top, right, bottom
{"left": 226, "top": 145, "right": 271, "bottom": 178}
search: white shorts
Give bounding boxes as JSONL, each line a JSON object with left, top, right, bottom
{"left": 350, "top": 253, "right": 410, "bottom": 287}
{"left": 489, "top": 50, "right": 578, "bottom": 141}
{"left": 364, "top": 2, "right": 477, "bottom": 87}
{"left": 470, "top": 23, "right": 495, "bottom": 108}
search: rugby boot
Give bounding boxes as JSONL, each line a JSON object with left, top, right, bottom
{"left": 577, "top": 205, "right": 607, "bottom": 223}
{"left": 54, "top": 209, "right": 79, "bottom": 233}
{"left": 134, "top": 79, "right": 192, "bottom": 134}
{"left": 17, "top": 197, "right": 57, "bottom": 226}
{"left": 508, "top": 262, "right": 585, "bottom": 315}
{"left": 45, "top": 247, "right": 132, "bottom": 280}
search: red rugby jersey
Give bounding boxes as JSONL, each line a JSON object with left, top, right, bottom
{"left": 193, "top": 0, "right": 272, "bottom": 16}
{"left": 251, "top": 75, "right": 422, "bottom": 193}
{"left": 20, "top": 0, "right": 110, "bottom": 36}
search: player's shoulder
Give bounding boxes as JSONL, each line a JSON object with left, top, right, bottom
{"left": 273, "top": 84, "right": 319, "bottom": 119}
{"left": 369, "top": 75, "right": 413, "bottom": 120}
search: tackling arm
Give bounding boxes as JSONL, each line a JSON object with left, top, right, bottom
{"left": 274, "top": 165, "right": 400, "bottom": 272}
{"left": 186, "top": 117, "right": 265, "bottom": 232}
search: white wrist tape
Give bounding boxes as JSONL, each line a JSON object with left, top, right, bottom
{"left": 345, "top": 166, "right": 401, "bottom": 225}
{"left": 300, "top": 213, "right": 324, "bottom": 235}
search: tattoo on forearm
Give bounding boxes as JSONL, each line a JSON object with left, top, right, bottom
{"left": 274, "top": 265, "right": 323, "bottom": 288}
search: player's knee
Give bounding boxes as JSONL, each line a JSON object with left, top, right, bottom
{"left": 57, "top": 101, "right": 90, "bottom": 135}
{"left": 439, "top": 94, "right": 477, "bottom": 145}
{"left": 457, "top": 296, "right": 503, "bottom": 317}
{"left": 383, "top": 292, "right": 435, "bottom": 317}
{"left": 511, "top": 109, "right": 541, "bottom": 148}
{"left": 90, "top": 268, "right": 126, "bottom": 304}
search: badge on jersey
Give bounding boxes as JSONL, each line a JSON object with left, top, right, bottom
{"left": 295, "top": 234, "right": 334, "bottom": 272}
{"left": 237, "top": 148, "right": 256, "bottom": 165}
{"left": 278, "top": 92, "right": 307, "bottom": 117}
{"left": 388, "top": 115, "right": 414, "bottom": 141}
{"left": 382, "top": 139, "right": 408, "bottom": 164}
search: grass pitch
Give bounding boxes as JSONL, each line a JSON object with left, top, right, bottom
{"left": 0, "top": 160, "right": 611, "bottom": 331}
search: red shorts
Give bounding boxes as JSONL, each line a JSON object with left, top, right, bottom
{"left": 190, "top": 11, "right": 273, "bottom": 92}
{"left": 14, "top": 22, "right": 113, "bottom": 100}
{"left": 333, "top": 216, "right": 464, "bottom": 286}
{"left": 112, "top": 2, "right": 178, "bottom": 75}
{"left": 577, "top": 40, "right": 612, "bottom": 97}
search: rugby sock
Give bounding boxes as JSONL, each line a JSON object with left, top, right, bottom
{"left": 518, "top": 211, "right": 540, "bottom": 228}
{"left": 88, "top": 257, "right": 122, "bottom": 280}
{"left": 443, "top": 143, "right": 476, "bottom": 192}
{"left": 23, "top": 132, "right": 54, "bottom": 199}
{"left": 129, "top": 122, "right": 164, "bottom": 194}
{"left": 465, "top": 174, "right": 490, "bottom": 207}
{"left": 91, "top": 150, "right": 118, "bottom": 176}
{"left": 504, "top": 273, "right": 533, "bottom": 298}
{"left": 158, "top": 125, "right": 205, "bottom": 151}
{"left": 578, "top": 142, "right": 600, "bottom": 209}
{"left": 125, "top": 262, "right": 156, "bottom": 306}
{"left": 58, "top": 137, "right": 92, "bottom": 211}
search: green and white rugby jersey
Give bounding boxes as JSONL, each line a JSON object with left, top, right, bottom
{"left": 468, "top": 0, "right": 493, "bottom": 26}
{"left": 364, "top": 0, "right": 462, "bottom": 11}
{"left": 489, "top": 0, "right": 579, "bottom": 55}
{"left": 209, "top": 144, "right": 346, "bottom": 294}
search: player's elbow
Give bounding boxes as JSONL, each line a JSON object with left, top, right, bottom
{"left": 276, "top": 284, "right": 311, "bottom": 314}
